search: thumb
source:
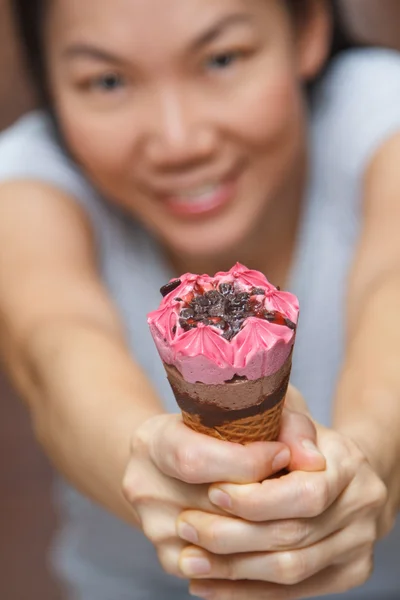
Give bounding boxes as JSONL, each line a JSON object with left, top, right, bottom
{"left": 278, "top": 386, "right": 326, "bottom": 472}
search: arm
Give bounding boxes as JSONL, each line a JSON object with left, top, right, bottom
{"left": 0, "top": 181, "right": 299, "bottom": 581}
{"left": 172, "top": 135, "right": 400, "bottom": 598}
{"left": 0, "top": 181, "right": 163, "bottom": 525}
{"left": 333, "top": 132, "right": 400, "bottom": 523}
{"left": 338, "top": 0, "right": 400, "bottom": 51}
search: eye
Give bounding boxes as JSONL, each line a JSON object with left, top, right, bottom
{"left": 206, "top": 51, "right": 241, "bottom": 71}
{"left": 92, "top": 72, "right": 125, "bottom": 91}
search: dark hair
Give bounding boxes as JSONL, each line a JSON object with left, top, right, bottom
{"left": 12, "top": 0, "right": 337, "bottom": 108}
{"left": 12, "top": 0, "right": 49, "bottom": 105}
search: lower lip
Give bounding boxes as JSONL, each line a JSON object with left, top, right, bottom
{"left": 163, "top": 178, "right": 237, "bottom": 218}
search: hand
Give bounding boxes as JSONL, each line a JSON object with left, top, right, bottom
{"left": 179, "top": 424, "right": 388, "bottom": 600}
{"left": 122, "top": 414, "right": 291, "bottom": 578}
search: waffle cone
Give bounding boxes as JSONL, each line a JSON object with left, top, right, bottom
{"left": 181, "top": 395, "right": 285, "bottom": 443}
{"left": 164, "top": 359, "right": 291, "bottom": 445}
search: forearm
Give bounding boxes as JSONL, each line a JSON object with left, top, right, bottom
{"left": 5, "top": 320, "right": 164, "bottom": 525}
{"left": 338, "top": 0, "right": 400, "bottom": 51}
{"left": 333, "top": 274, "right": 400, "bottom": 517}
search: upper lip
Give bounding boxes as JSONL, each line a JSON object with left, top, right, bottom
{"left": 138, "top": 163, "right": 243, "bottom": 197}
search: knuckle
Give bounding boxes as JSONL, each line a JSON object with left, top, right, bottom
{"left": 360, "top": 522, "right": 378, "bottom": 547}
{"left": 370, "top": 479, "right": 388, "bottom": 509}
{"left": 141, "top": 519, "right": 157, "bottom": 542}
{"left": 203, "top": 517, "right": 228, "bottom": 554}
{"left": 240, "top": 450, "right": 261, "bottom": 482}
{"left": 237, "top": 491, "right": 264, "bottom": 520}
{"left": 157, "top": 544, "right": 183, "bottom": 578}
{"left": 297, "top": 477, "right": 329, "bottom": 517}
{"left": 274, "top": 519, "right": 310, "bottom": 548}
{"left": 224, "top": 555, "right": 238, "bottom": 581}
{"left": 122, "top": 470, "right": 141, "bottom": 505}
{"left": 314, "top": 480, "right": 331, "bottom": 515}
{"left": 209, "top": 554, "right": 237, "bottom": 581}
{"left": 131, "top": 426, "right": 150, "bottom": 456}
{"left": 122, "top": 468, "right": 156, "bottom": 508}
{"left": 142, "top": 518, "right": 174, "bottom": 545}
{"left": 174, "top": 445, "right": 200, "bottom": 483}
{"left": 275, "top": 551, "right": 308, "bottom": 585}
{"left": 351, "top": 552, "right": 374, "bottom": 588}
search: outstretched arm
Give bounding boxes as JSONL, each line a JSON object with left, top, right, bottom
{"left": 333, "top": 131, "right": 400, "bottom": 521}
{"left": 0, "top": 181, "right": 163, "bottom": 524}
{"left": 1, "top": 181, "right": 312, "bottom": 582}
{"left": 174, "top": 132, "right": 400, "bottom": 599}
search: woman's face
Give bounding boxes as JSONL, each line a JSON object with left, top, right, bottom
{"left": 45, "top": 0, "right": 328, "bottom": 259}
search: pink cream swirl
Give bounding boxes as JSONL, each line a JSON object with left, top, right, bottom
{"left": 148, "top": 263, "right": 299, "bottom": 384}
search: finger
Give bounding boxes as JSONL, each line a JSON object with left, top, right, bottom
{"left": 279, "top": 407, "right": 326, "bottom": 472}
{"left": 124, "top": 458, "right": 225, "bottom": 517}
{"left": 180, "top": 476, "right": 378, "bottom": 555}
{"left": 189, "top": 554, "right": 373, "bottom": 599}
{"left": 177, "top": 510, "right": 331, "bottom": 555}
{"left": 208, "top": 464, "right": 354, "bottom": 521}
{"left": 157, "top": 539, "right": 188, "bottom": 579}
{"left": 180, "top": 524, "right": 373, "bottom": 585}
{"left": 147, "top": 415, "right": 291, "bottom": 484}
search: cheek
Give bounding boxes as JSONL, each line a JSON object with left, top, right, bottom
{"left": 56, "top": 98, "right": 134, "bottom": 184}
{"left": 231, "top": 70, "right": 303, "bottom": 153}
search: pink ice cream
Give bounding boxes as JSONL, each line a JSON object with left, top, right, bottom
{"left": 147, "top": 263, "right": 299, "bottom": 385}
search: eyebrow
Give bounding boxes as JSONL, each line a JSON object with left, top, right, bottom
{"left": 62, "top": 44, "right": 127, "bottom": 65}
{"left": 190, "top": 13, "right": 254, "bottom": 51}
{"left": 62, "top": 13, "right": 254, "bottom": 64}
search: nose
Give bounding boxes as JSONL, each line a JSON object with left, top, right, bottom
{"left": 143, "top": 87, "right": 218, "bottom": 168}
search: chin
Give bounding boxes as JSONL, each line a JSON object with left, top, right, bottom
{"left": 141, "top": 191, "right": 268, "bottom": 265}
{"left": 163, "top": 222, "right": 253, "bottom": 265}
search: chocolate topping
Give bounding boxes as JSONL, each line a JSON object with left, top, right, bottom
{"left": 160, "top": 279, "right": 182, "bottom": 297}
{"left": 174, "top": 284, "right": 296, "bottom": 339}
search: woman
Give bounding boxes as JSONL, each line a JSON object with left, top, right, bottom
{"left": 0, "top": 0, "right": 400, "bottom": 598}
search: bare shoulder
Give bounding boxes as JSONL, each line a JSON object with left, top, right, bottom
{"left": 0, "top": 180, "right": 122, "bottom": 342}
{"left": 348, "top": 131, "right": 400, "bottom": 317}
{"left": 0, "top": 179, "right": 94, "bottom": 260}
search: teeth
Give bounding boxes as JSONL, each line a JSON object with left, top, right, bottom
{"left": 174, "top": 184, "right": 219, "bottom": 204}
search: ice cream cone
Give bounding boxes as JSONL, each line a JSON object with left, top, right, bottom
{"left": 148, "top": 263, "right": 299, "bottom": 444}
{"left": 164, "top": 352, "right": 291, "bottom": 443}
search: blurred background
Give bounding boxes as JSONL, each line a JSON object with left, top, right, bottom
{"left": 0, "top": 1, "right": 62, "bottom": 598}
{"left": 1, "top": 0, "right": 400, "bottom": 598}
{"left": 0, "top": 374, "right": 62, "bottom": 599}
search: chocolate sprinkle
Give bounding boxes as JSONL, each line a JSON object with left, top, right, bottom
{"left": 252, "top": 287, "right": 265, "bottom": 296}
{"left": 160, "top": 279, "right": 182, "bottom": 297}
{"left": 173, "top": 283, "right": 296, "bottom": 340}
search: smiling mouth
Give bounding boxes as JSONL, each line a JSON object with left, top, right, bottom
{"left": 160, "top": 175, "right": 240, "bottom": 218}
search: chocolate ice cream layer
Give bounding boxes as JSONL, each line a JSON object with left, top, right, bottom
{"left": 164, "top": 354, "right": 291, "bottom": 428}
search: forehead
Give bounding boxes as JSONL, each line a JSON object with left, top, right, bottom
{"left": 47, "top": 0, "right": 273, "bottom": 44}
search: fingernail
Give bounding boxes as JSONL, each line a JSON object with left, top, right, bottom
{"left": 272, "top": 448, "right": 290, "bottom": 471}
{"left": 177, "top": 521, "right": 199, "bottom": 544}
{"left": 181, "top": 550, "right": 211, "bottom": 577}
{"left": 302, "top": 439, "right": 323, "bottom": 456}
{"left": 190, "top": 583, "right": 213, "bottom": 598}
{"left": 209, "top": 488, "right": 232, "bottom": 509}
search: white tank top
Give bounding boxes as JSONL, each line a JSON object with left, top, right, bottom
{"left": 1, "top": 49, "right": 399, "bottom": 599}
